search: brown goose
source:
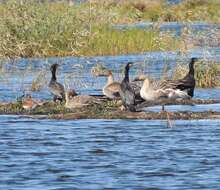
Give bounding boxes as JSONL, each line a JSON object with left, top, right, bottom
{"left": 65, "top": 90, "right": 102, "bottom": 109}
{"left": 102, "top": 71, "right": 121, "bottom": 99}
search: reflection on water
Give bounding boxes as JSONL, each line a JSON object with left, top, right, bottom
{"left": 0, "top": 117, "right": 220, "bottom": 189}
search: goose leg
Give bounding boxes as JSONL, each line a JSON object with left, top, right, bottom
{"left": 162, "top": 104, "right": 165, "bottom": 112}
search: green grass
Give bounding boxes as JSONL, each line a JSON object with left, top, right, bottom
{"left": 0, "top": 0, "right": 219, "bottom": 58}
{"left": 80, "top": 27, "right": 179, "bottom": 56}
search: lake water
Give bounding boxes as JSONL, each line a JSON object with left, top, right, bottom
{"left": 1, "top": 116, "right": 220, "bottom": 189}
{"left": 0, "top": 21, "right": 220, "bottom": 189}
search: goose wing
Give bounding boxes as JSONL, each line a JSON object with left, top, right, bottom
{"left": 49, "top": 81, "right": 65, "bottom": 97}
{"left": 119, "top": 82, "right": 135, "bottom": 106}
{"left": 103, "top": 82, "right": 121, "bottom": 98}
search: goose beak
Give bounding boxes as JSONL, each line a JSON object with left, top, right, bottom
{"left": 127, "top": 62, "right": 139, "bottom": 67}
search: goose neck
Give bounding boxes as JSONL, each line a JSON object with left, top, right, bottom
{"left": 124, "top": 67, "right": 130, "bottom": 82}
{"left": 189, "top": 62, "right": 194, "bottom": 76}
{"left": 107, "top": 73, "right": 114, "bottom": 85}
{"left": 51, "top": 67, "right": 57, "bottom": 81}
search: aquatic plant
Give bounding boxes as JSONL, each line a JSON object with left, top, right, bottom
{"left": 31, "top": 71, "right": 47, "bottom": 92}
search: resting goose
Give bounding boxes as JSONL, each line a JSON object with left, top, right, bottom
{"left": 48, "top": 64, "right": 65, "bottom": 102}
{"left": 158, "top": 57, "right": 198, "bottom": 97}
{"left": 65, "top": 90, "right": 102, "bottom": 109}
{"left": 140, "top": 77, "right": 191, "bottom": 101}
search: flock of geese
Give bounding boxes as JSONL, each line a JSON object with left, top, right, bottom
{"left": 22, "top": 58, "right": 198, "bottom": 112}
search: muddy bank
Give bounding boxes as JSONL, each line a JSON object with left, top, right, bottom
{"left": 28, "top": 110, "right": 220, "bottom": 120}
{"left": 1, "top": 98, "right": 220, "bottom": 120}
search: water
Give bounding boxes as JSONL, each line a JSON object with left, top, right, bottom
{"left": 116, "top": 22, "right": 220, "bottom": 37}
{"left": 0, "top": 116, "right": 220, "bottom": 189}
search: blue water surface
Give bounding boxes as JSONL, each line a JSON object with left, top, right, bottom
{"left": 0, "top": 117, "right": 220, "bottom": 189}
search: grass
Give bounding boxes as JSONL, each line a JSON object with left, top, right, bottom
{"left": 161, "top": 0, "right": 220, "bottom": 23}
{"left": 80, "top": 27, "right": 179, "bottom": 56}
{"left": 0, "top": 0, "right": 92, "bottom": 58}
{"left": 0, "top": 0, "right": 220, "bottom": 58}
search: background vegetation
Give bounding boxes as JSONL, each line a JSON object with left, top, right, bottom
{"left": 0, "top": 0, "right": 219, "bottom": 58}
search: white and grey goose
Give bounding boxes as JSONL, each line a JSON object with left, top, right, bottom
{"left": 140, "top": 77, "right": 191, "bottom": 102}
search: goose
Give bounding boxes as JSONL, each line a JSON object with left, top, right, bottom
{"left": 48, "top": 64, "right": 65, "bottom": 102}
{"left": 175, "top": 57, "right": 197, "bottom": 97}
{"left": 65, "top": 90, "right": 102, "bottom": 109}
{"left": 119, "top": 62, "right": 136, "bottom": 112}
{"left": 131, "top": 74, "right": 147, "bottom": 99}
{"left": 140, "top": 77, "right": 191, "bottom": 102}
{"left": 102, "top": 70, "right": 121, "bottom": 99}
{"left": 158, "top": 57, "right": 198, "bottom": 97}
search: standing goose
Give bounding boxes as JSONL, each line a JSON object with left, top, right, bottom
{"left": 119, "top": 62, "right": 136, "bottom": 112}
{"left": 48, "top": 63, "right": 65, "bottom": 102}
{"left": 175, "top": 57, "right": 197, "bottom": 97}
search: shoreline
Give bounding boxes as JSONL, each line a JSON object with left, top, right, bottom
{"left": 1, "top": 99, "right": 220, "bottom": 120}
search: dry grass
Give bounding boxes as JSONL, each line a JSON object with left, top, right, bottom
{"left": 31, "top": 71, "right": 47, "bottom": 92}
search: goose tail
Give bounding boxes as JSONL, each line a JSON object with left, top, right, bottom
{"left": 127, "top": 105, "right": 136, "bottom": 112}
{"left": 166, "top": 89, "right": 191, "bottom": 100}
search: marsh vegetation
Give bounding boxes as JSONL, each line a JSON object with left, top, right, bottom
{"left": 0, "top": 0, "right": 220, "bottom": 58}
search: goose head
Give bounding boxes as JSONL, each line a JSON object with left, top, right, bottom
{"left": 65, "top": 90, "right": 78, "bottom": 101}
{"left": 191, "top": 57, "right": 198, "bottom": 64}
{"left": 125, "top": 62, "right": 134, "bottom": 70}
{"left": 189, "top": 57, "right": 198, "bottom": 75}
{"left": 133, "top": 74, "right": 146, "bottom": 81}
{"left": 50, "top": 63, "right": 59, "bottom": 72}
